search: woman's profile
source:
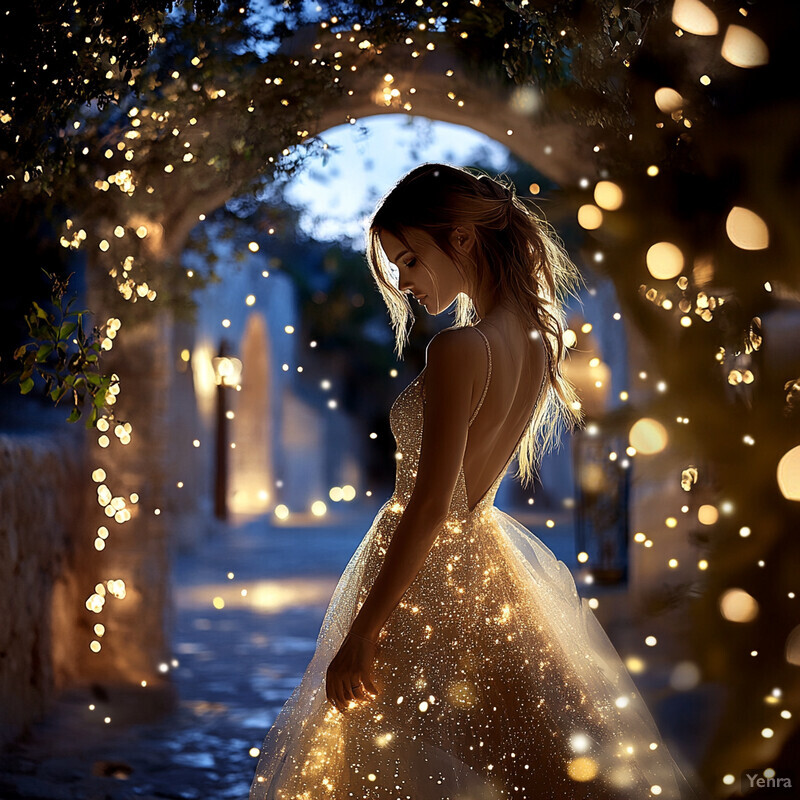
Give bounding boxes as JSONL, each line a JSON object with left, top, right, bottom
{"left": 249, "top": 163, "right": 700, "bottom": 799}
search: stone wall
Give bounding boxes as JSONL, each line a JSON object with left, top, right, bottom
{"left": 0, "top": 430, "right": 85, "bottom": 747}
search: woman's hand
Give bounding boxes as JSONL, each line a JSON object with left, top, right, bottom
{"left": 325, "top": 632, "right": 380, "bottom": 713}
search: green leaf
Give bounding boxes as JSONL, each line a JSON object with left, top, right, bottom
{"left": 66, "top": 407, "right": 81, "bottom": 423}
{"left": 20, "top": 377, "right": 34, "bottom": 394}
{"left": 50, "top": 385, "right": 68, "bottom": 403}
{"left": 59, "top": 321, "right": 77, "bottom": 340}
{"left": 32, "top": 301, "right": 48, "bottom": 320}
{"left": 13, "top": 344, "right": 28, "bottom": 360}
{"left": 35, "top": 343, "right": 54, "bottom": 362}
{"left": 85, "top": 406, "right": 98, "bottom": 429}
{"left": 94, "top": 391, "right": 107, "bottom": 408}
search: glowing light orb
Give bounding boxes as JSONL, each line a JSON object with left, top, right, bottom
{"left": 671, "top": 0, "right": 718, "bottom": 35}
{"left": 654, "top": 87, "right": 683, "bottom": 113}
{"left": 570, "top": 732, "right": 592, "bottom": 753}
{"left": 719, "top": 588, "right": 759, "bottom": 623}
{"left": 625, "top": 656, "right": 645, "bottom": 673}
{"left": 629, "top": 418, "right": 668, "bottom": 454}
{"left": 311, "top": 500, "right": 327, "bottom": 516}
{"left": 785, "top": 624, "right": 800, "bottom": 666}
{"left": 726, "top": 206, "right": 769, "bottom": 250}
{"left": 567, "top": 756, "right": 598, "bottom": 782}
{"left": 510, "top": 85, "right": 541, "bottom": 115}
{"left": 697, "top": 504, "right": 719, "bottom": 525}
{"left": 777, "top": 445, "right": 800, "bottom": 501}
{"left": 669, "top": 660, "right": 701, "bottom": 690}
{"left": 594, "top": 181, "right": 624, "bottom": 211}
{"left": 577, "top": 204, "right": 603, "bottom": 230}
{"left": 646, "top": 242, "right": 684, "bottom": 280}
{"left": 721, "top": 25, "right": 769, "bottom": 68}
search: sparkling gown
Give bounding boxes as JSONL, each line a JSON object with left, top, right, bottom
{"left": 250, "top": 327, "right": 699, "bottom": 800}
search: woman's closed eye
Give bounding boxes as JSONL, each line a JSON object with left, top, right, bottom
{"left": 403, "top": 258, "right": 417, "bottom": 268}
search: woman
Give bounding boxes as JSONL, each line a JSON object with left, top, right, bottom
{"left": 249, "top": 164, "right": 700, "bottom": 799}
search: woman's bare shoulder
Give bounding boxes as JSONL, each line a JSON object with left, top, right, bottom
{"left": 424, "top": 325, "right": 486, "bottom": 369}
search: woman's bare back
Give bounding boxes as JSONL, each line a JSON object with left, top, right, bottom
{"left": 456, "top": 310, "right": 547, "bottom": 512}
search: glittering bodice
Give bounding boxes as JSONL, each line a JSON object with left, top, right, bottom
{"left": 387, "top": 328, "right": 546, "bottom": 524}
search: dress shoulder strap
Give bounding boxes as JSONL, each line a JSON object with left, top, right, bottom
{"left": 468, "top": 327, "right": 492, "bottom": 427}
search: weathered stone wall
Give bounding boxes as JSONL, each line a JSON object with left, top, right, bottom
{"left": 0, "top": 430, "right": 85, "bottom": 747}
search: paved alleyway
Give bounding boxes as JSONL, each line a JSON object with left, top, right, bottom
{"left": 0, "top": 504, "right": 705, "bottom": 799}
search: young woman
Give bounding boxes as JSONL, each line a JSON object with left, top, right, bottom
{"left": 249, "top": 164, "right": 700, "bottom": 799}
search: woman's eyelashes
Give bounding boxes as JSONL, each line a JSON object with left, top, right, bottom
{"left": 403, "top": 258, "right": 417, "bottom": 268}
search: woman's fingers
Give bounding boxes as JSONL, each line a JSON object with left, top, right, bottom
{"left": 363, "top": 673, "right": 380, "bottom": 697}
{"left": 326, "top": 671, "right": 344, "bottom": 713}
{"left": 344, "top": 679, "right": 358, "bottom": 704}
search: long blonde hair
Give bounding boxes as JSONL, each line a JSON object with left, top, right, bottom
{"left": 365, "top": 162, "right": 585, "bottom": 486}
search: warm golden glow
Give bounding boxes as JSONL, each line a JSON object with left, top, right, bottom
{"left": 577, "top": 204, "right": 603, "bottom": 230}
{"left": 726, "top": 206, "right": 769, "bottom": 250}
{"left": 671, "top": 0, "right": 718, "bottom": 35}
{"left": 721, "top": 24, "right": 769, "bottom": 68}
{"left": 567, "top": 756, "right": 599, "bottom": 782}
{"left": 719, "top": 588, "right": 759, "bottom": 622}
{"left": 311, "top": 500, "right": 327, "bottom": 516}
{"left": 786, "top": 624, "right": 800, "bottom": 666}
{"left": 593, "top": 181, "right": 624, "bottom": 210}
{"left": 654, "top": 87, "right": 683, "bottom": 113}
{"left": 212, "top": 356, "right": 243, "bottom": 387}
{"left": 697, "top": 504, "right": 719, "bottom": 525}
{"left": 777, "top": 445, "right": 800, "bottom": 501}
{"left": 646, "top": 242, "right": 684, "bottom": 280}
{"left": 629, "top": 418, "right": 668, "bottom": 454}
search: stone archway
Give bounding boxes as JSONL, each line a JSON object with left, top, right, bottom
{"left": 69, "top": 30, "right": 619, "bottom": 699}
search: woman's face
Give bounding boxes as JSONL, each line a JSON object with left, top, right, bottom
{"left": 378, "top": 227, "right": 468, "bottom": 315}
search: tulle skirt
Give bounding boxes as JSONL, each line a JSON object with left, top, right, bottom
{"left": 249, "top": 500, "right": 701, "bottom": 799}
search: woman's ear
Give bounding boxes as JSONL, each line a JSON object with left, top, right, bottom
{"left": 450, "top": 225, "right": 475, "bottom": 255}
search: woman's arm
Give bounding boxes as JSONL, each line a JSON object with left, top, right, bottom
{"left": 348, "top": 326, "right": 485, "bottom": 642}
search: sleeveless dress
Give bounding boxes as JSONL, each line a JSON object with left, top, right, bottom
{"left": 249, "top": 327, "right": 699, "bottom": 800}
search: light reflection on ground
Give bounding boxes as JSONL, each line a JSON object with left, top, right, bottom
{"left": 174, "top": 576, "right": 339, "bottom": 614}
